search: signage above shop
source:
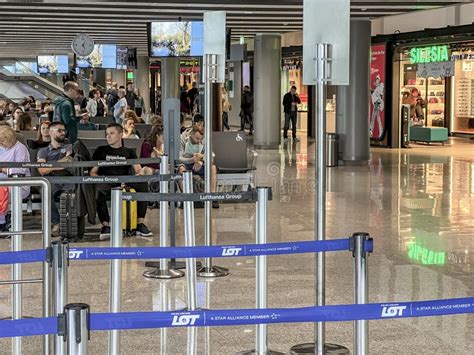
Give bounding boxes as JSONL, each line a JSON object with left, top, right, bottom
{"left": 451, "top": 53, "right": 474, "bottom": 61}
{"left": 410, "top": 45, "right": 449, "bottom": 64}
{"left": 416, "top": 61, "right": 454, "bottom": 78}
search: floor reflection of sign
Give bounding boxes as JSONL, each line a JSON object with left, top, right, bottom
{"left": 401, "top": 105, "right": 410, "bottom": 148}
{"left": 370, "top": 44, "right": 386, "bottom": 141}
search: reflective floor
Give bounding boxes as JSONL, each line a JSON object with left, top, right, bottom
{"left": 1, "top": 136, "right": 473, "bottom": 354}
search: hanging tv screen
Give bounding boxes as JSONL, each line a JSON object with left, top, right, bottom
{"left": 76, "top": 44, "right": 103, "bottom": 68}
{"left": 37, "top": 55, "right": 69, "bottom": 74}
{"left": 116, "top": 46, "right": 128, "bottom": 69}
{"left": 148, "top": 21, "right": 204, "bottom": 57}
{"left": 101, "top": 44, "right": 117, "bottom": 69}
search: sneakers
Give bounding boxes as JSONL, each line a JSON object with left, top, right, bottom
{"left": 99, "top": 225, "right": 111, "bottom": 240}
{"left": 136, "top": 223, "right": 153, "bottom": 237}
{"left": 52, "top": 224, "right": 60, "bottom": 238}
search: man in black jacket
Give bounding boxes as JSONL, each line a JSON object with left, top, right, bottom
{"left": 282, "top": 85, "right": 301, "bottom": 142}
{"left": 240, "top": 85, "right": 254, "bottom": 135}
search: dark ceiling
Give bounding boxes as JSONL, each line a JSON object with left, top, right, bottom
{"left": 0, "top": 0, "right": 469, "bottom": 57}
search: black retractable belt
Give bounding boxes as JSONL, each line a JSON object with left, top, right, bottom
{"left": 122, "top": 189, "right": 269, "bottom": 203}
{"left": 0, "top": 157, "right": 161, "bottom": 169}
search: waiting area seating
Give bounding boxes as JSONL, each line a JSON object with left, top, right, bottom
{"left": 212, "top": 131, "right": 257, "bottom": 191}
{"left": 410, "top": 126, "right": 449, "bottom": 144}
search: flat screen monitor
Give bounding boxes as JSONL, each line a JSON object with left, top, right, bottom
{"left": 76, "top": 44, "right": 103, "bottom": 68}
{"left": 116, "top": 46, "right": 128, "bottom": 69}
{"left": 37, "top": 55, "right": 69, "bottom": 74}
{"left": 148, "top": 21, "right": 204, "bottom": 57}
{"left": 102, "top": 44, "right": 117, "bottom": 69}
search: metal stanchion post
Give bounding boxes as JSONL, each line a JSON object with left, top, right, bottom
{"left": 143, "top": 155, "right": 184, "bottom": 279}
{"left": 353, "top": 233, "right": 370, "bottom": 355}
{"left": 40, "top": 179, "right": 52, "bottom": 355}
{"left": 108, "top": 188, "right": 122, "bottom": 355}
{"left": 64, "top": 303, "right": 90, "bottom": 355}
{"left": 198, "top": 53, "right": 229, "bottom": 278}
{"left": 159, "top": 282, "right": 169, "bottom": 355}
{"left": 239, "top": 187, "right": 283, "bottom": 355}
{"left": 291, "top": 44, "right": 348, "bottom": 355}
{"left": 182, "top": 172, "right": 198, "bottom": 310}
{"left": 11, "top": 184, "right": 22, "bottom": 355}
{"left": 51, "top": 241, "right": 69, "bottom": 355}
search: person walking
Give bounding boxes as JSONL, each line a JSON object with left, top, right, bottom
{"left": 240, "top": 85, "right": 254, "bottom": 135}
{"left": 221, "top": 85, "right": 231, "bottom": 130}
{"left": 282, "top": 85, "right": 301, "bottom": 142}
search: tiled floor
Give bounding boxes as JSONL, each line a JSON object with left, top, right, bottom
{"left": 0, "top": 136, "right": 473, "bottom": 354}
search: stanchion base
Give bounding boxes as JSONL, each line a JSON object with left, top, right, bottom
{"left": 236, "top": 350, "right": 285, "bottom": 355}
{"left": 145, "top": 261, "right": 202, "bottom": 270}
{"left": 143, "top": 268, "right": 185, "bottom": 279}
{"left": 290, "top": 343, "right": 350, "bottom": 354}
{"left": 197, "top": 265, "right": 229, "bottom": 278}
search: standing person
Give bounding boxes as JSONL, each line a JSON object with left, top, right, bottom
{"left": 53, "top": 81, "right": 81, "bottom": 143}
{"left": 37, "top": 122, "right": 75, "bottom": 237}
{"left": 86, "top": 89, "right": 107, "bottom": 118}
{"left": 90, "top": 123, "right": 152, "bottom": 239}
{"left": 113, "top": 89, "right": 127, "bottom": 124}
{"left": 282, "top": 85, "right": 301, "bottom": 142}
{"left": 240, "top": 85, "right": 254, "bottom": 135}
{"left": 187, "top": 82, "right": 199, "bottom": 113}
{"left": 134, "top": 88, "right": 145, "bottom": 118}
{"left": 180, "top": 85, "right": 190, "bottom": 114}
{"left": 107, "top": 82, "right": 119, "bottom": 114}
{"left": 126, "top": 83, "right": 137, "bottom": 111}
{"left": 221, "top": 85, "right": 231, "bottom": 131}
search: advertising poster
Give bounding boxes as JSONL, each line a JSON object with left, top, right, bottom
{"left": 370, "top": 44, "right": 386, "bottom": 141}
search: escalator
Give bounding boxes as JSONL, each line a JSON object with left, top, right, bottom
{"left": 0, "top": 66, "right": 64, "bottom": 103}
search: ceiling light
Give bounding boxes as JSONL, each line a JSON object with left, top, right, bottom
{"left": 361, "top": 8, "right": 367, "bottom": 11}
{"left": 244, "top": 11, "right": 254, "bottom": 14}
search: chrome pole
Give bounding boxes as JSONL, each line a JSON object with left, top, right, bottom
{"left": 256, "top": 187, "right": 269, "bottom": 354}
{"left": 65, "top": 303, "right": 90, "bottom": 355}
{"left": 40, "top": 179, "right": 52, "bottom": 355}
{"left": 108, "top": 188, "right": 122, "bottom": 355}
{"left": 11, "top": 184, "right": 22, "bottom": 355}
{"left": 52, "top": 241, "right": 68, "bottom": 355}
{"left": 353, "top": 233, "right": 369, "bottom": 355}
{"left": 159, "top": 282, "right": 169, "bottom": 355}
{"left": 143, "top": 155, "right": 184, "bottom": 279}
{"left": 198, "top": 53, "right": 229, "bottom": 278}
{"left": 315, "top": 43, "right": 329, "bottom": 355}
{"left": 183, "top": 172, "right": 197, "bottom": 310}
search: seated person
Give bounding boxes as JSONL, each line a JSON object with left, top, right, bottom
{"left": 90, "top": 123, "right": 152, "bottom": 240}
{"left": 124, "top": 110, "right": 145, "bottom": 124}
{"left": 16, "top": 112, "right": 32, "bottom": 131}
{"left": 179, "top": 127, "right": 219, "bottom": 207}
{"left": 37, "top": 122, "right": 75, "bottom": 237}
{"left": 140, "top": 125, "right": 164, "bottom": 174}
{"left": 28, "top": 120, "right": 51, "bottom": 149}
{"left": 77, "top": 110, "right": 97, "bottom": 131}
{"left": 122, "top": 117, "right": 139, "bottom": 139}
{"left": 180, "top": 113, "right": 204, "bottom": 141}
{"left": 0, "top": 125, "right": 31, "bottom": 232}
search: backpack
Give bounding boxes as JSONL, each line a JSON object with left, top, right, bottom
{"left": 108, "top": 89, "right": 119, "bottom": 109}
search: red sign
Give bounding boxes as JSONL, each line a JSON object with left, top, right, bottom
{"left": 369, "top": 44, "right": 386, "bottom": 141}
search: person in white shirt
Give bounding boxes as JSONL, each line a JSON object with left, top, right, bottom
{"left": 221, "top": 86, "right": 231, "bottom": 130}
{"left": 86, "top": 89, "right": 108, "bottom": 117}
{"left": 113, "top": 89, "right": 127, "bottom": 124}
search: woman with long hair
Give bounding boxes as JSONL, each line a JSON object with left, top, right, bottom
{"left": 28, "top": 121, "right": 51, "bottom": 149}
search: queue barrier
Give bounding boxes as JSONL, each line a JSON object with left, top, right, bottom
{"left": 1, "top": 297, "right": 473, "bottom": 339}
{"left": 0, "top": 238, "right": 372, "bottom": 265}
{"left": 0, "top": 158, "right": 161, "bottom": 169}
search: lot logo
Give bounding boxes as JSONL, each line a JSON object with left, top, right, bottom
{"left": 381, "top": 305, "right": 407, "bottom": 317}
{"left": 222, "top": 247, "right": 242, "bottom": 256}
{"left": 68, "top": 250, "right": 83, "bottom": 259}
{"left": 171, "top": 314, "right": 200, "bottom": 326}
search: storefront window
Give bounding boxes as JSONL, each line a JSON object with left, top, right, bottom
{"left": 399, "top": 53, "right": 447, "bottom": 128}
{"left": 452, "top": 49, "right": 474, "bottom": 134}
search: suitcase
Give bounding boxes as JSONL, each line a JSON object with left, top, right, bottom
{"left": 122, "top": 186, "right": 137, "bottom": 235}
{"left": 59, "top": 191, "right": 85, "bottom": 241}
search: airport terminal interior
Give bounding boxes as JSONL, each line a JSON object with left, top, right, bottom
{"left": 0, "top": 1, "right": 473, "bottom": 354}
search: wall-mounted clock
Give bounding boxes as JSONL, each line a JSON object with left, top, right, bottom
{"left": 71, "top": 33, "right": 95, "bottom": 57}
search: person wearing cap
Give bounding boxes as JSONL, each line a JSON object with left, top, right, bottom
{"left": 53, "top": 81, "right": 82, "bottom": 143}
